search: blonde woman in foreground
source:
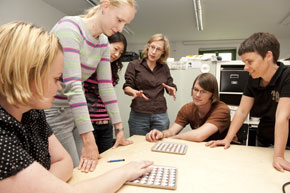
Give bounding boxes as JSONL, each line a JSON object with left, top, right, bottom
{"left": 0, "top": 21, "right": 152, "bottom": 193}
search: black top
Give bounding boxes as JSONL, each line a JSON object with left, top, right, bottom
{"left": 84, "top": 72, "right": 111, "bottom": 122}
{"left": 243, "top": 62, "right": 290, "bottom": 145}
{"left": 0, "top": 106, "right": 52, "bottom": 180}
{"left": 123, "top": 59, "right": 177, "bottom": 114}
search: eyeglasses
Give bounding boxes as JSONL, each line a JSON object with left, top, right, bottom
{"left": 192, "top": 87, "right": 209, "bottom": 95}
{"left": 148, "top": 44, "right": 164, "bottom": 53}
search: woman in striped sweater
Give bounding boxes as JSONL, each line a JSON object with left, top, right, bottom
{"left": 45, "top": 0, "right": 136, "bottom": 173}
{"left": 84, "top": 32, "right": 132, "bottom": 154}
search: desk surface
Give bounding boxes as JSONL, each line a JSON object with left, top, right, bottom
{"left": 68, "top": 135, "right": 290, "bottom": 193}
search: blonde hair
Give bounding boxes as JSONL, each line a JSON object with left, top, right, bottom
{"left": 0, "top": 21, "right": 62, "bottom": 105}
{"left": 83, "top": 0, "right": 137, "bottom": 18}
{"left": 142, "top": 33, "right": 170, "bottom": 64}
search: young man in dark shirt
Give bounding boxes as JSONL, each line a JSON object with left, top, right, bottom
{"left": 206, "top": 32, "right": 290, "bottom": 172}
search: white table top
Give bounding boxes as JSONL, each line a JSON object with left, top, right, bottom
{"left": 68, "top": 135, "right": 290, "bottom": 193}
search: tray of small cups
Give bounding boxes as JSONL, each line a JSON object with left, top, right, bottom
{"left": 126, "top": 165, "right": 177, "bottom": 190}
{"left": 151, "top": 141, "right": 187, "bottom": 155}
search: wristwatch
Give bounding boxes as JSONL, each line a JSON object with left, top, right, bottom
{"left": 114, "top": 128, "right": 124, "bottom": 133}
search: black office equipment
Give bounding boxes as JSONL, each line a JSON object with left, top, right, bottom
{"left": 220, "top": 66, "right": 249, "bottom": 92}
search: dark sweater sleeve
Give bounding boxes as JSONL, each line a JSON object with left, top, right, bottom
{"left": 123, "top": 60, "right": 138, "bottom": 90}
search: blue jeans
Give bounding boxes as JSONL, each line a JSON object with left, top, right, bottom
{"left": 128, "top": 110, "right": 169, "bottom": 136}
{"left": 93, "top": 123, "right": 114, "bottom": 153}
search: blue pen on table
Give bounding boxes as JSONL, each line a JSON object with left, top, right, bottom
{"left": 107, "top": 159, "right": 125, "bottom": 163}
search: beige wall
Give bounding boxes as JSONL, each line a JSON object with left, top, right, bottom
{"left": 0, "top": 0, "right": 65, "bottom": 30}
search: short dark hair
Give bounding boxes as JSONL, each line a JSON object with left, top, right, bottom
{"left": 192, "top": 73, "right": 219, "bottom": 103}
{"left": 108, "top": 32, "right": 127, "bottom": 85}
{"left": 238, "top": 32, "right": 280, "bottom": 63}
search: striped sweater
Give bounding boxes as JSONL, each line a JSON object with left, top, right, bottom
{"left": 50, "top": 16, "right": 121, "bottom": 134}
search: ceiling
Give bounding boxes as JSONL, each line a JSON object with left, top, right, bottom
{"left": 42, "top": 0, "right": 290, "bottom": 44}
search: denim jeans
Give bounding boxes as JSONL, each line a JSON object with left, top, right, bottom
{"left": 93, "top": 123, "right": 114, "bottom": 153}
{"left": 128, "top": 110, "right": 170, "bottom": 136}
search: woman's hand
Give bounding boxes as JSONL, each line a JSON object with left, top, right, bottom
{"left": 205, "top": 138, "right": 231, "bottom": 149}
{"left": 162, "top": 83, "right": 176, "bottom": 101}
{"left": 273, "top": 156, "right": 290, "bottom": 172}
{"left": 79, "top": 132, "right": 101, "bottom": 173}
{"left": 133, "top": 90, "right": 149, "bottom": 100}
{"left": 113, "top": 130, "right": 133, "bottom": 148}
{"left": 122, "top": 161, "right": 153, "bottom": 182}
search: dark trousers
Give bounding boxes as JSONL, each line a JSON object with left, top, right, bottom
{"left": 92, "top": 123, "right": 114, "bottom": 153}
